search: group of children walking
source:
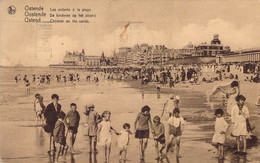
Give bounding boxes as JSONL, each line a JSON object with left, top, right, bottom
{"left": 34, "top": 87, "right": 252, "bottom": 162}
{"left": 83, "top": 103, "right": 185, "bottom": 162}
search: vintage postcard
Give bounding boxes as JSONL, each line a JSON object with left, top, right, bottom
{"left": 0, "top": 0, "right": 259, "bottom": 163}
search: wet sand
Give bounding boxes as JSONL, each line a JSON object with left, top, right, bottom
{"left": 0, "top": 67, "right": 259, "bottom": 163}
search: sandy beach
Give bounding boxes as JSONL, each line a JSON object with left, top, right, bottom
{"left": 0, "top": 67, "right": 259, "bottom": 163}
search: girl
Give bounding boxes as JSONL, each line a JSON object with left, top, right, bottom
{"left": 85, "top": 104, "right": 101, "bottom": 153}
{"left": 231, "top": 95, "right": 250, "bottom": 155}
{"left": 212, "top": 109, "right": 228, "bottom": 159}
{"left": 98, "top": 110, "right": 118, "bottom": 163}
{"left": 34, "top": 93, "right": 45, "bottom": 125}
{"left": 166, "top": 108, "right": 185, "bottom": 158}
{"left": 117, "top": 123, "right": 132, "bottom": 161}
{"left": 134, "top": 105, "right": 153, "bottom": 159}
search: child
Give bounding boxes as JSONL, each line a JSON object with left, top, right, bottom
{"left": 53, "top": 111, "right": 68, "bottom": 163}
{"left": 152, "top": 116, "right": 166, "bottom": 160}
{"left": 166, "top": 108, "right": 185, "bottom": 158}
{"left": 43, "top": 94, "right": 62, "bottom": 154}
{"left": 98, "top": 110, "right": 118, "bottom": 163}
{"left": 34, "top": 94, "right": 45, "bottom": 125}
{"left": 117, "top": 123, "right": 132, "bottom": 161}
{"left": 134, "top": 105, "right": 153, "bottom": 159}
{"left": 161, "top": 94, "right": 179, "bottom": 117}
{"left": 231, "top": 95, "right": 250, "bottom": 155}
{"left": 212, "top": 109, "right": 228, "bottom": 159}
{"left": 65, "top": 103, "right": 80, "bottom": 154}
{"left": 25, "top": 79, "right": 30, "bottom": 94}
{"left": 85, "top": 104, "right": 101, "bottom": 153}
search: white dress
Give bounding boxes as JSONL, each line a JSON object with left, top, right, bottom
{"left": 226, "top": 87, "right": 239, "bottom": 115}
{"left": 212, "top": 117, "right": 228, "bottom": 144}
{"left": 98, "top": 121, "right": 112, "bottom": 146}
{"left": 166, "top": 99, "right": 177, "bottom": 114}
{"left": 231, "top": 105, "right": 249, "bottom": 136}
{"left": 117, "top": 130, "right": 130, "bottom": 148}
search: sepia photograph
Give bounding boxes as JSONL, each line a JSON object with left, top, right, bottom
{"left": 0, "top": 0, "right": 260, "bottom": 163}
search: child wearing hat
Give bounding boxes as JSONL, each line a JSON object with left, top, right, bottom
{"left": 152, "top": 116, "right": 166, "bottom": 160}
{"left": 161, "top": 94, "right": 179, "bottom": 117}
{"left": 84, "top": 104, "right": 101, "bottom": 153}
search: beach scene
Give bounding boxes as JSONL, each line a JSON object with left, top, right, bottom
{"left": 0, "top": 66, "right": 259, "bottom": 163}
{"left": 1, "top": 0, "right": 260, "bottom": 163}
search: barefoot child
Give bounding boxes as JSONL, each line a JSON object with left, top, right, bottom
{"left": 53, "top": 111, "right": 68, "bottom": 162}
{"left": 43, "top": 94, "right": 62, "bottom": 154}
{"left": 65, "top": 103, "right": 80, "bottom": 154}
{"left": 231, "top": 95, "right": 250, "bottom": 155}
{"left": 117, "top": 123, "right": 132, "bottom": 161}
{"left": 161, "top": 94, "right": 178, "bottom": 117}
{"left": 85, "top": 104, "right": 101, "bottom": 153}
{"left": 212, "top": 109, "right": 228, "bottom": 159}
{"left": 152, "top": 116, "right": 166, "bottom": 160}
{"left": 34, "top": 94, "right": 45, "bottom": 125}
{"left": 98, "top": 110, "right": 118, "bottom": 163}
{"left": 134, "top": 105, "right": 153, "bottom": 159}
{"left": 166, "top": 108, "right": 185, "bottom": 158}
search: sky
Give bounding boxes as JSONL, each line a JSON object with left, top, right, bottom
{"left": 0, "top": 0, "right": 260, "bottom": 66}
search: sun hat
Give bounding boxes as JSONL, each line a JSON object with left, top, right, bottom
{"left": 169, "top": 94, "right": 174, "bottom": 99}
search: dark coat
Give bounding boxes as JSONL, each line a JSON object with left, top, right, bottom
{"left": 44, "top": 103, "right": 61, "bottom": 125}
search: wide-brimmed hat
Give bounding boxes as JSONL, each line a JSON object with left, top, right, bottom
{"left": 169, "top": 94, "right": 174, "bottom": 99}
{"left": 175, "top": 95, "right": 180, "bottom": 100}
{"left": 87, "top": 104, "right": 95, "bottom": 108}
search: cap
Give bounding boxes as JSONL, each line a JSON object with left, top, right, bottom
{"left": 175, "top": 95, "right": 180, "bottom": 100}
{"left": 169, "top": 94, "right": 174, "bottom": 99}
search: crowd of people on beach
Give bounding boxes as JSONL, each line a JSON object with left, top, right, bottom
{"left": 32, "top": 77, "right": 257, "bottom": 163}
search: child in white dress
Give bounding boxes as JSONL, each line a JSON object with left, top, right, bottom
{"left": 117, "top": 123, "right": 132, "bottom": 161}
{"left": 212, "top": 109, "right": 228, "bottom": 159}
{"left": 231, "top": 95, "right": 250, "bottom": 154}
{"left": 98, "top": 110, "right": 118, "bottom": 163}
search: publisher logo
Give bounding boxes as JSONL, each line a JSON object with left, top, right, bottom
{"left": 8, "top": 5, "right": 16, "bottom": 15}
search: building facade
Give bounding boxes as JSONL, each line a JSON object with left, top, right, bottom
{"left": 85, "top": 56, "right": 101, "bottom": 67}
{"left": 63, "top": 49, "right": 85, "bottom": 66}
{"left": 220, "top": 48, "right": 260, "bottom": 63}
{"left": 194, "top": 34, "right": 230, "bottom": 57}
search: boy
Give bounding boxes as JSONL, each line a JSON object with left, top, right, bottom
{"left": 166, "top": 108, "right": 185, "bottom": 158}
{"left": 65, "top": 103, "right": 80, "bottom": 153}
{"left": 53, "top": 111, "right": 68, "bottom": 162}
{"left": 152, "top": 116, "right": 166, "bottom": 160}
{"left": 43, "top": 94, "right": 62, "bottom": 154}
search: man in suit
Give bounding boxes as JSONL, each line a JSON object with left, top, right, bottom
{"left": 43, "top": 94, "right": 62, "bottom": 154}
